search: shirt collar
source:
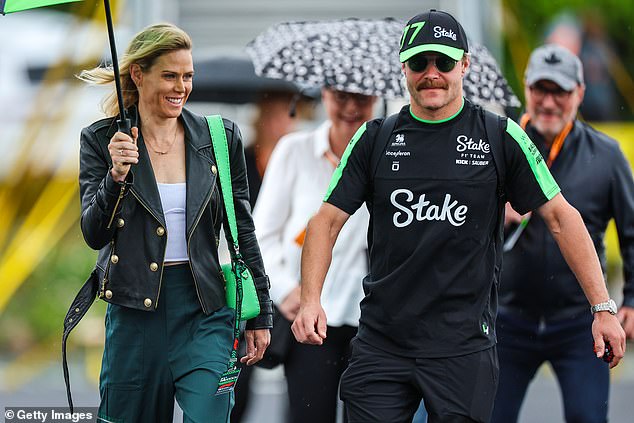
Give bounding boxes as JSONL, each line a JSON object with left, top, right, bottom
{"left": 313, "top": 120, "right": 333, "bottom": 159}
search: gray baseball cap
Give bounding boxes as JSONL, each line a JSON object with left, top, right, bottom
{"left": 525, "top": 44, "right": 584, "bottom": 90}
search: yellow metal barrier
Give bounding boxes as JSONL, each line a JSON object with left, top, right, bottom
{"left": 590, "top": 122, "right": 634, "bottom": 268}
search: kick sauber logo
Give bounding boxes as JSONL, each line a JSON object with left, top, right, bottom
{"left": 455, "top": 134, "right": 490, "bottom": 167}
{"left": 390, "top": 189, "right": 468, "bottom": 228}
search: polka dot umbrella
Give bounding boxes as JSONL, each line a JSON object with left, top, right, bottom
{"left": 247, "top": 18, "right": 406, "bottom": 99}
{"left": 247, "top": 18, "right": 520, "bottom": 107}
{"left": 464, "top": 41, "right": 522, "bottom": 108}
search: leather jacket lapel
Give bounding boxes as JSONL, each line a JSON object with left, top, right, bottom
{"left": 183, "top": 111, "right": 216, "bottom": 236}
{"left": 103, "top": 107, "right": 166, "bottom": 224}
{"left": 131, "top": 133, "right": 165, "bottom": 225}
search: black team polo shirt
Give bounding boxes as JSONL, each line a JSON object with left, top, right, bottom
{"left": 324, "top": 100, "right": 560, "bottom": 358}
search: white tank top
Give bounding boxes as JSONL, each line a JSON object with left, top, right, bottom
{"left": 157, "top": 182, "right": 189, "bottom": 262}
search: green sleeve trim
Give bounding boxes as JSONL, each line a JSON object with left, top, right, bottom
{"left": 505, "top": 119, "right": 560, "bottom": 200}
{"left": 324, "top": 123, "right": 368, "bottom": 201}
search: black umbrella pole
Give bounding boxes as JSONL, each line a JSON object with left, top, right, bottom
{"left": 104, "top": 0, "right": 131, "bottom": 135}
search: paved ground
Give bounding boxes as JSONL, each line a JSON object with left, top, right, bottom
{"left": 1, "top": 343, "right": 632, "bottom": 422}
{"left": 240, "top": 356, "right": 634, "bottom": 423}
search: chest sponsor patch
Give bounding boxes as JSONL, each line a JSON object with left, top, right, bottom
{"left": 455, "top": 134, "right": 490, "bottom": 167}
{"left": 386, "top": 133, "right": 411, "bottom": 158}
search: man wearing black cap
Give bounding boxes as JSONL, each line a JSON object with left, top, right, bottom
{"left": 492, "top": 44, "right": 634, "bottom": 423}
{"left": 292, "top": 10, "right": 626, "bottom": 423}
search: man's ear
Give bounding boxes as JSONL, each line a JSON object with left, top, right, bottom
{"left": 576, "top": 83, "right": 586, "bottom": 104}
{"left": 130, "top": 63, "right": 142, "bottom": 86}
{"left": 461, "top": 55, "right": 470, "bottom": 76}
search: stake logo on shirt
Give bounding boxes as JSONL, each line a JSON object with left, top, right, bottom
{"left": 455, "top": 134, "right": 490, "bottom": 167}
{"left": 390, "top": 189, "right": 468, "bottom": 228}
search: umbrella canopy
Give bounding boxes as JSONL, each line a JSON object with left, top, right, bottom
{"left": 247, "top": 18, "right": 520, "bottom": 107}
{"left": 189, "top": 56, "right": 310, "bottom": 104}
{"left": 247, "top": 18, "right": 406, "bottom": 99}
{"left": 0, "top": 0, "right": 81, "bottom": 14}
{"left": 464, "top": 41, "right": 521, "bottom": 108}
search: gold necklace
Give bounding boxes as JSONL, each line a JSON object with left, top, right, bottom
{"left": 145, "top": 126, "right": 178, "bottom": 155}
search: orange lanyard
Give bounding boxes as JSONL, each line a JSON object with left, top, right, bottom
{"left": 520, "top": 113, "right": 573, "bottom": 168}
{"left": 324, "top": 149, "right": 340, "bottom": 168}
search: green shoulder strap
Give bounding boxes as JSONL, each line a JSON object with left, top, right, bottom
{"left": 206, "top": 115, "right": 240, "bottom": 254}
{"left": 206, "top": 115, "right": 249, "bottom": 392}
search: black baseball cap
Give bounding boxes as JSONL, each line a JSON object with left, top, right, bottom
{"left": 399, "top": 9, "right": 469, "bottom": 63}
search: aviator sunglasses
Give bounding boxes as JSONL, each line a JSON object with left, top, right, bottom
{"left": 407, "top": 53, "right": 459, "bottom": 73}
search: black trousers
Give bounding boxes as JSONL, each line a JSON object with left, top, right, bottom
{"left": 340, "top": 338, "right": 498, "bottom": 423}
{"left": 284, "top": 324, "right": 357, "bottom": 423}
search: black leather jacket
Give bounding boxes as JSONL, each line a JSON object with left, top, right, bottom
{"left": 76, "top": 106, "right": 272, "bottom": 326}
{"left": 62, "top": 107, "right": 272, "bottom": 410}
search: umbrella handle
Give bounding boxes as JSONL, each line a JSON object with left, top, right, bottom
{"left": 104, "top": 0, "right": 127, "bottom": 126}
{"left": 117, "top": 118, "right": 131, "bottom": 136}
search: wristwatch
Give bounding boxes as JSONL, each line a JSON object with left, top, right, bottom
{"left": 590, "top": 299, "right": 618, "bottom": 315}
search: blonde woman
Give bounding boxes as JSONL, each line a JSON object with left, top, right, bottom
{"left": 74, "top": 23, "right": 272, "bottom": 422}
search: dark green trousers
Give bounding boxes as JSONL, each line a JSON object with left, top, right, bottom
{"left": 98, "top": 264, "right": 234, "bottom": 423}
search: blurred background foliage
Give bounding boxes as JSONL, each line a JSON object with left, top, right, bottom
{"left": 501, "top": 0, "right": 634, "bottom": 120}
{"left": 0, "top": 227, "right": 100, "bottom": 354}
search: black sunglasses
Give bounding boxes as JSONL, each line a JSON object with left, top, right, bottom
{"left": 407, "top": 54, "right": 458, "bottom": 73}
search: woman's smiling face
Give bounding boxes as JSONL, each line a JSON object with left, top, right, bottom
{"left": 132, "top": 49, "right": 194, "bottom": 119}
